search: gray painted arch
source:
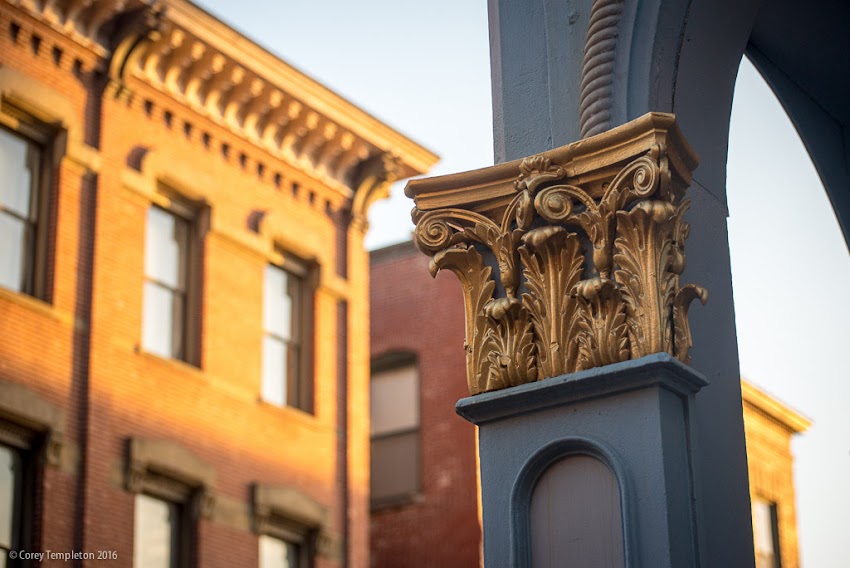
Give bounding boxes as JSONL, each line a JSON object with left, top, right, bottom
{"left": 488, "top": 1, "right": 848, "bottom": 565}
{"left": 620, "top": 0, "right": 850, "bottom": 243}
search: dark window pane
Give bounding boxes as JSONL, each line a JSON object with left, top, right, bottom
{"left": 370, "top": 431, "right": 419, "bottom": 503}
{"left": 286, "top": 274, "right": 301, "bottom": 339}
{"left": 0, "top": 128, "right": 37, "bottom": 217}
{"left": 284, "top": 540, "right": 300, "bottom": 568}
{"left": 134, "top": 494, "right": 180, "bottom": 568}
{"left": 287, "top": 343, "right": 301, "bottom": 404}
{"left": 0, "top": 213, "right": 27, "bottom": 292}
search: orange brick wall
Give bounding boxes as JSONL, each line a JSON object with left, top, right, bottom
{"left": 0, "top": 3, "right": 372, "bottom": 566}
{"left": 0, "top": 4, "right": 100, "bottom": 558}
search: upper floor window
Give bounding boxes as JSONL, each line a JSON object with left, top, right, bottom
{"left": 369, "top": 354, "right": 420, "bottom": 508}
{"left": 262, "top": 258, "right": 313, "bottom": 412}
{"left": 143, "top": 203, "right": 200, "bottom": 364}
{"left": 0, "top": 123, "right": 51, "bottom": 299}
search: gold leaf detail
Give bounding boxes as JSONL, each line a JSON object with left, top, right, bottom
{"left": 573, "top": 277, "right": 630, "bottom": 369}
{"left": 409, "top": 122, "right": 706, "bottom": 396}
{"left": 673, "top": 284, "right": 708, "bottom": 364}
{"left": 613, "top": 200, "right": 679, "bottom": 357}
{"left": 431, "top": 245, "right": 496, "bottom": 394}
{"left": 483, "top": 298, "right": 537, "bottom": 391}
{"left": 516, "top": 155, "right": 567, "bottom": 193}
{"left": 519, "top": 227, "right": 584, "bottom": 377}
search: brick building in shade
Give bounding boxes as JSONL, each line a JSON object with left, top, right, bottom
{"left": 0, "top": 1, "right": 436, "bottom": 566}
{"left": 369, "top": 241, "right": 809, "bottom": 568}
{"left": 368, "top": 243, "right": 480, "bottom": 568}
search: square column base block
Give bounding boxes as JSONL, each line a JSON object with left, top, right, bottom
{"left": 456, "top": 353, "right": 708, "bottom": 568}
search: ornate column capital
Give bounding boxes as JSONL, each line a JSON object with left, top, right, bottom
{"left": 407, "top": 112, "right": 706, "bottom": 395}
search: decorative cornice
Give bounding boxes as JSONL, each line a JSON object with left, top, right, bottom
{"left": 133, "top": 0, "right": 433, "bottom": 194}
{"left": 117, "top": 17, "right": 388, "bottom": 191}
{"left": 579, "top": 0, "right": 622, "bottom": 138}
{"left": 408, "top": 113, "right": 706, "bottom": 395}
{"left": 741, "top": 380, "right": 811, "bottom": 434}
{"left": 8, "top": 0, "right": 145, "bottom": 56}
{"left": 9, "top": 0, "right": 438, "bottom": 198}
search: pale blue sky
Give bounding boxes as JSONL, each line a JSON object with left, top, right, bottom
{"left": 197, "top": 2, "right": 848, "bottom": 565}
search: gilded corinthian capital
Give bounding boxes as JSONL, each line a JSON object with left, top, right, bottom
{"left": 407, "top": 113, "right": 707, "bottom": 395}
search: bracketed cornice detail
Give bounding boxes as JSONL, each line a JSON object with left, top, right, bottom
{"left": 9, "top": 0, "right": 145, "bottom": 55}
{"left": 118, "top": 20, "right": 383, "bottom": 190}
{"left": 11, "top": 0, "right": 437, "bottom": 196}
{"left": 408, "top": 113, "right": 706, "bottom": 395}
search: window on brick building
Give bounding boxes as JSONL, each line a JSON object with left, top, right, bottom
{"left": 253, "top": 484, "right": 324, "bottom": 568}
{"left": 142, "top": 203, "right": 200, "bottom": 364}
{"left": 0, "top": 118, "right": 53, "bottom": 300}
{"left": 128, "top": 439, "right": 214, "bottom": 568}
{"left": 0, "top": 444, "right": 24, "bottom": 565}
{"left": 134, "top": 493, "right": 183, "bottom": 568}
{"left": 259, "top": 534, "right": 307, "bottom": 568}
{"left": 262, "top": 257, "right": 313, "bottom": 412}
{"left": 0, "top": 380, "right": 64, "bottom": 563}
{"left": 753, "top": 497, "right": 780, "bottom": 568}
{"left": 369, "top": 353, "right": 420, "bottom": 508}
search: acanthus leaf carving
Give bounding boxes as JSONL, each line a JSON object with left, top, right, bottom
{"left": 483, "top": 298, "right": 537, "bottom": 390}
{"left": 614, "top": 200, "right": 679, "bottom": 357}
{"left": 673, "top": 284, "right": 709, "bottom": 364}
{"left": 519, "top": 227, "right": 583, "bottom": 378}
{"left": 430, "top": 245, "right": 496, "bottom": 395}
{"left": 574, "top": 277, "right": 630, "bottom": 370}
{"left": 411, "top": 114, "right": 705, "bottom": 395}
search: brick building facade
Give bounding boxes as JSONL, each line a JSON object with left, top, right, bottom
{"left": 370, "top": 240, "right": 808, "bottom": 568}
{"left": 0, "top": 1, "right": 435, "bottom": 566}
{"left": 742, "top": 381, "right": 810, "bottom": 568}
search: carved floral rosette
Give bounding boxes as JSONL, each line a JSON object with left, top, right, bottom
{"left": 408, "top": 113, "right": 707, "bottom": 395}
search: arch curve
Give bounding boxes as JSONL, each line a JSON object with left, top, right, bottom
{"left": 511, "top": 437, "right": 633, "bottom": 568}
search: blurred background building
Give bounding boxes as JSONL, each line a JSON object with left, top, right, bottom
{"left": 0, "top": 1, "right": 435, "bottom": 567}
{"left": 369, "top": 241, "right": 810, "bottom": 568}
